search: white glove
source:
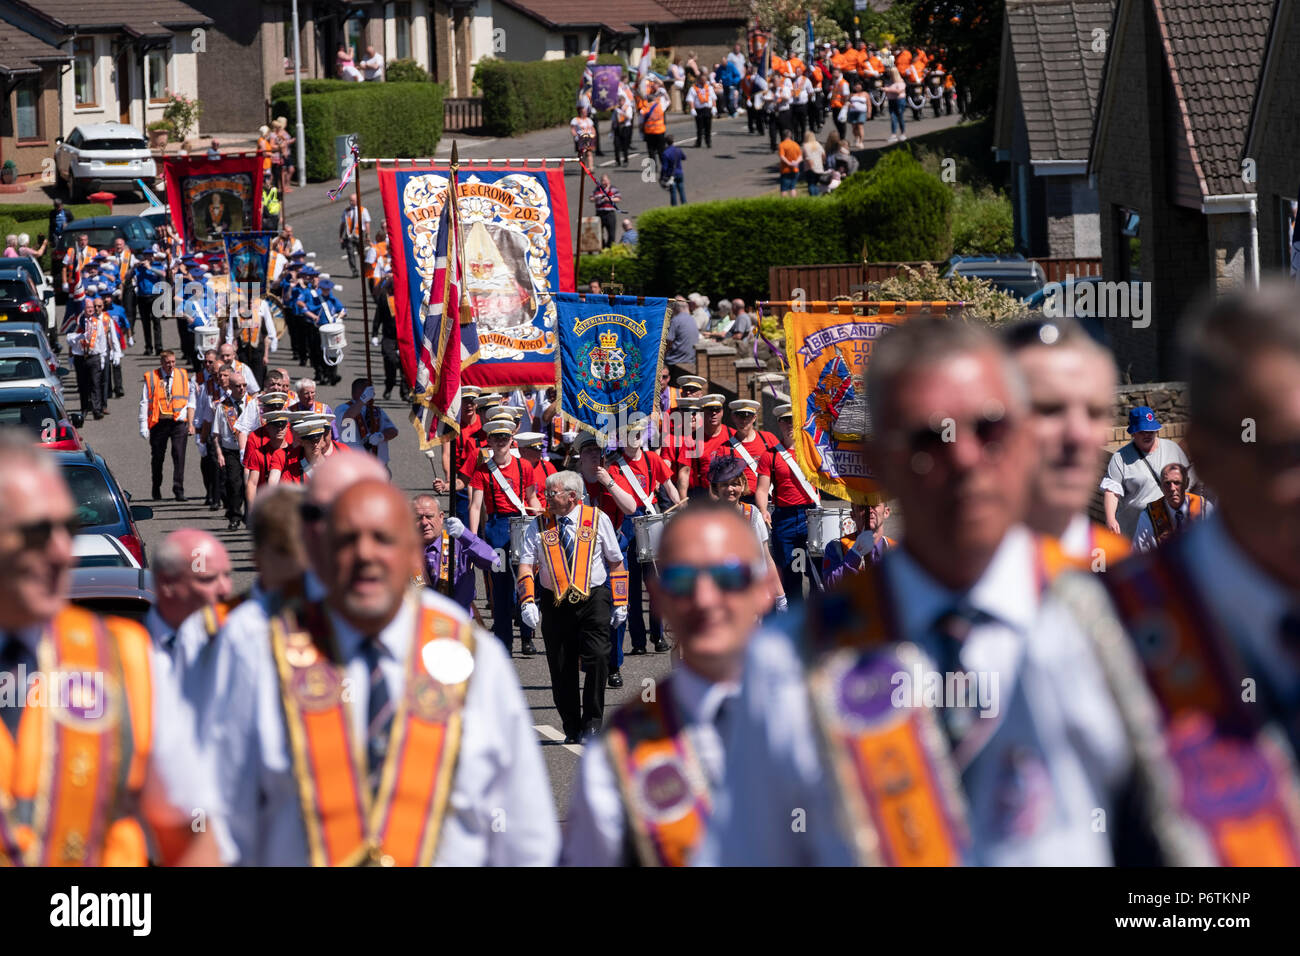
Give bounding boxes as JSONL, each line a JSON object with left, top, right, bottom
{"left": 850, "top": 533, "right": 873, "bottom": 558}
{"left": 520, "top": 602, "right": 541, "bottom": 630}
{"left": 611, "top": 605, "right": 628, "bottom": 627}
{"left": 366, "top": 432, "right": 383, "bottom": 447}
{"left": 775, "top": 595, "right": 789, "bottom": 612}
{"left": 371, "top": 336, "right": 380, "bottom": 348}
{"left": 491, "top": 554, "right": 505, "bottom": 573}
{"left": 140, "top": 428, "right": 149, "bottom": 439}
{"left": 444, "top": 516, "right": 465, "bottom": 538}
{"left": 128, "top": 337, "right": 135, "bottom": 347}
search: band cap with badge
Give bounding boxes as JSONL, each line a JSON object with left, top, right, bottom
{"left": 699, "top": 394, "right": 725, "bottom": 410}
{"left": 484, "top": 420, "right": 515, "bottom": 437}
{"left": 514, "top": 431, "right": 545, "bottom": 449}
{"left": 676, "top": 375, "right": 707, "bottom": 393}
{"left": 729, "top": 399, "right": 761, "bottom": 415}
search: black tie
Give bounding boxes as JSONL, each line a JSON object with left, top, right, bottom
{"left": 713, "top": 696, "right": 734, "bottom": 740}
{"left": 0, "top": 635, "right": 35, "bottom": 738}
{"left": 930, "top": 603, "right": 986, "bottom": 741}
{"left": 1174, "top": 507, "right": 1184, "bottom": 528}
{"left": 559, "top": 515, "right": 576, "bottom": 568}
{"left": 362, "top": 638, "right": 393, "bottom": 796}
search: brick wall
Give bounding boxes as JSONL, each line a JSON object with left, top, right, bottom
{"left": 1207, "top": 212, "right": 1252, "bottom": 294}
{"left": 1113, "top": 380, "right": 1188, "bottom": 427}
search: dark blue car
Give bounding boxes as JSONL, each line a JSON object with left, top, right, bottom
{"left": 53, "top": 447, "right": 152, "bottom": 566}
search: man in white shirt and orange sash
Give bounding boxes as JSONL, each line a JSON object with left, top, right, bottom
{"left": 517, "top": 469, "right": 628, "bottom": 744}
{"left": 1131, "top": 462, "right": 1210, "bottom": 553}
{"left": 563, "top": 500, "right": 772, "bottom": 865}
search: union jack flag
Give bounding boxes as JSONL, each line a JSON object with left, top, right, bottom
{"left": 411, "top": 192, "right": 463, "bottom": 447}
{"left": 804, "top": 355, "right": 854, "bottom": 447}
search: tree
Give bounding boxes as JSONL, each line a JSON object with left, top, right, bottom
{"left": 909, "top": 0, "right": 1005, "bottom": 118}
{"left": 752, "top": 0, "right": 837, "bottom": 56}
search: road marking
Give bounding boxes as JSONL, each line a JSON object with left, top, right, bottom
{"left": 598, "top": 159, "right": 616, "bottom": 167}
{"left": 534, "top": 723, "right": 584, "bottom": 756}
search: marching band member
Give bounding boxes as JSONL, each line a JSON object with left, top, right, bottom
{"left": 517, "top": 431, "right": 558, "bottom": 508}
{"left": 468, "top": 418, "right": 542, "bottom": 656}
{"left": 433, "top": 387, "right": 483, "bottom": 523}
{"left": 284, "top": 415, "right": 343, "bottom": 481}
{"left": 679, "top": 393, "right": 734, "bottom": 500}
{"left": 562, "top": 502, "right": 768, "bottom": 865}
{"left": 413, "top": 492, "right": 501, "bottom": 613}
{"left": 237, "top": 388, "right": 289, "bottom": 464}
{"left": 244, "top": 409, "right": 295, "bottom": 511}
{"left": 1131, "top": 464, "right": 1210, "bottom": 553}
{"left": 725, "top": 399, "right": 778, "bottom": 504}
{"left": 756, "top": 403, "right": 822, "bottom": 600}
{"left": 212, "top": 479, "right": 560, "bottom": 865}
{"left": 0, "top": 437, "right": 221, "bottom": 866}
{"left": 701, "top": 318, "right": 1141, "bottom": 866}
{"left": 1004, "top": 317, "right": 1130, "bottom": 568}
{"left": 516, "top": 470, "right": 628, "bottom": 744}
{"left": 707, "top": 455, "right": 786, "bottom": 612}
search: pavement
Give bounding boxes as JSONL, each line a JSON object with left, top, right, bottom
{"left": 46, "top": 105, "right": 956, "bottom": 822}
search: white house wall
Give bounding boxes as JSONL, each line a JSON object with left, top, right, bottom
{"left": 61, "top": 31, "right": 201, "bottom": 137}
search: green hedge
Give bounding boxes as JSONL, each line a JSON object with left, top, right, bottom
{"left": 268, "top": 78, "right": 375, "bottom": 101}
{"left": 836, "top": 150, "right": 952, "bottom": 261}
{"left": 577, "top": 247, "right": 646, "bottom": 292}
{"left": 951, "top": 186, "right": 1013, "bottom": 256}
{"left": 473, "top": 55, "right": 623, "bottom": 137}
{"left": 270, "top": 82, "right": 445, "bottom": 182}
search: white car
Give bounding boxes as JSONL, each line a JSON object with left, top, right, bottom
{"left": 0, "top": 346, "right": 65, "bottom": 400}
{"left": 72, "top": 533, "right": 143, "bottom": 569}
{"left": 54, "top": 123, "right": 157, "bottom": 201}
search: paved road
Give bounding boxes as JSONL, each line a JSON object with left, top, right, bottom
{"left": 60, "top": 104, "right": 956, "bottom": 823}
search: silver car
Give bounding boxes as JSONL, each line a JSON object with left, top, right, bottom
{"left": 0, "top": 322, "right": 59, "bottom": 377}
{"left": 0, "top": 346, "right": 65, "bottom": 400}
{"left": 54, "top": 123, "right": 157, "bottom": 201}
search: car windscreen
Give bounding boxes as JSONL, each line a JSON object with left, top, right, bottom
{"left": 69, "top": 597, "right": 150, "bottom": 622}
{"left": 80, "top": 138, "right": 148, "bottom": 151}
{"left": 987, "top": 278, "right": 1047, "bottom": 300}
{"left": 60, "top": 463, "right": 122, "bottom": 529}
{"left": 75, "top": 553, "right": 132, "bottom": 568}
{"left": 0, "top": 278, "right": 32, "bottom": 302}
{"left": 123, "top": 218, "right": 157, "bottom": 241}
{"left": 0, "top": 398, "right": 59, "bottom": 436}
{"left": 0, "top": 356, "right": 45, "bottom": 380}
{"left": 78, "top": 229, "right": 122, "bottom": 249}
{"left": 0, "top": 331, "right": 39, "bottom": 350}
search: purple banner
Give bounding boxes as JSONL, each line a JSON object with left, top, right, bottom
{"left": 591, "top": 65, "right": 623, "bottom": 112}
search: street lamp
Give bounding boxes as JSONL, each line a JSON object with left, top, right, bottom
{"left": 291, "top": 0, "right": 307, "bottom": 188}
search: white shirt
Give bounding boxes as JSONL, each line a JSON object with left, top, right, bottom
{"left": 336, "top": 399, "right": 397, "bottom": 465}
{"left": 225, "top": 299, "right": 278, "bottom": 353}
{"left": 517, "top": 503, "right": 623, "bottom": 593}
{"left": 687, "top": 84, "right": 715, "bottom": 114}
{"left": 698, "top": 525, "right": 1133, "bottom": 866}
{"left": 1132, "top": 495, "right": 1214, "bottom": 552}
{"left": 211, "top": 588, "right": 560, "bottom": 865}
{"left": 138, "top": 367, "right": 198, "bottom": 435}
{"left": 213, "top": 395, "right": 254, "bottom": 450}
{"left": 342, "top": 206, "right": 371, "bottom": 237}
{"left": 562, "top": 665, "right": 739, "bottom": 866}
{"left": 360, "top": 52, "right": 384, "bottom": 80}
{"left": 1099, "top": 437, "right": 1191, "bottom": 537}
{"left": 222, "top": 359, "right": 260, "bottom": 395}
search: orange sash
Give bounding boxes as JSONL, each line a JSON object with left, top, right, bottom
{"left": 1146, "top": 493, "right": 1204, "bottom": 545}
{"left": 269, "top": 593, "right": 474, "bottom": 866}
{"left": 200, "top": 595, "right": 246, "bottom": 640}
{"left": 604, "top": 676, "right": 711, "bottom": 867}
{"left": 0, "top": 607, "right": 151, "bottom": 866}
{"left": 538, "top": 505, "right": 598, "bottom": 603}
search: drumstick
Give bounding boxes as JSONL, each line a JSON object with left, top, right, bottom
{"left": 663, "top": 498, "right": 688, "bottom": 514}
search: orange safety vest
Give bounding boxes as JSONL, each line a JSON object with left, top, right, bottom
{"left": 0, "top": 606, "right": 155, "bottom": 866}
{"left": 365, "top": 239, "right": 388, "bottom": 281}
{"left": 604, "top": 672, "right": 713, "bottom": 866}
{"left": 641, "top": 99, "right": 665, "bottom": 134}
{"left": 830, "top": 78, "right": 849, "bottom": 108}
{"left": 145, "top": 367, "right": 190, "bottom": 429}
{"left": 1145, "top": 493, "right": 1205, "bottom": 545}
{"left": 869, "top": 55, "right": 884, "bottom": 74}
{"left": 267, "top": 593, "right": 475, "bottom": 866}
{"left": 896, "top": 49, "right": 912, "bottom": 71}
{"left": 258, "top": 136, "right": 274, "bottom": 170}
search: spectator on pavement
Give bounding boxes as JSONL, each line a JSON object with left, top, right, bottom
{"left": 778, "top": 129, "right": 802, "bottom": 196}
{"left": 666, "top": 297, "right": 700, "bottom": 377}
{"left": 592, "top": 175, "right": 621, "bottom": 249}
{"left": 661, "top": 134, "right": 687, "bottom": 206}
{"left": 1101, "top": 405, "right": 1192, "bottom": 538}
{"left": 801, "top": 131, "right": 826, "bottom": 196}
{"left": 620, "top": 218, "right": 638, "bottom": 246}
{"left": 731, "top": 299, "right": 755, "bottom": 342}
{"left": 885, "top": 66, "right": 907, "bottom": 142}
{"left": 360, "top": 45, "right": 384, "bottom": 81}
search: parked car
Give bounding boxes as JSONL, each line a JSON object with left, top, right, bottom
{"left": 56, "top": 215, "right": 159, "bottom": 259}
{"left": 138, "top": 206, "right": 170, "bottom": 233}
{"left": 0, "top": 322, "right": 60, "bottom": 376}
{"left": 0, "top": 346, "right": 64, "bottom": 399}
{"left": 0, "top": 383, "right": 83, "bottom": 449}
{"left": 54, "top": 447, "right": 151, "bottom": 566}
{"left": 943, "top": 254, "right": 1048, "bottom": 301}
{"left": 1023, "top": 274, "right": 1114, "bottom": 346}
{"left": 68, "top": 567, "right": 154, "bottom": 623}
{"left": 54, "top": 123, "right": 157, "bottom": 201}
{"left": 0, "top": 266, "right": 50, "bottom": 326}
{"left": 73, "top": 532, "right": 143, "bottom": 569}
{"left": 0, "top": 259, "right": 56, "bottom": 335}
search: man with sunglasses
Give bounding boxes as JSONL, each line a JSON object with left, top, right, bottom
{"left": 678, "top": 393, "right": 734, "bottom": 500}
{"left": 563, "top": 500, "right": 770, "bottom": 865}
{"left": 284, "top": 415, "right": 340, "bottom": 481}
{"left": 211, "top": 372, "right": 255, "bottom": 531}
{"left": 517, "top": 469, "right": 627, "bottom": 743}
{"left": 0, "top": 436, "right": 221, "bottom": 865}
{"left": 703, "top": 317, "right": 1144, "bottom": 866}
{"left": 1005, "top": 318, "right": 1131, "bottom": 567}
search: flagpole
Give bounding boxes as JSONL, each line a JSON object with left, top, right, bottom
{"left": 352, "top": 144, "right": 374, "bottom": 383}
{"left": 446, "top": 140, "right": 462, "bottom": 599}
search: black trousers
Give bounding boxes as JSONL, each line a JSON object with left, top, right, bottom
{"left": 539, "top": 583, "right": 611, "bottom": 737}
{"left": 135, "top": 293, "right": 161, "bottom": 352}
{"left": 237, "top": 341, "right": 266, "bottom": 392}
{"left": 380, "top": 336, "right": 405, "bottom": 395}
{"left": 308, "top": 323, "right": 327, "bottom": 380}
{"left": 176, "top": 317, "right": 195, "bottom": 367}
{"left": 289, "top": 312, "right": 309, "bottom": 364}
{"left": 747, "top": 106, "right": 763, "bottom": 134}
{"left": 792, "top": 102, "right": 808, "bottom": 142}
{"left": 219, "top": 446, "right": 244, "bottom": 521}
{"left": 613, "top": 125, "right": 632, "bottom": 165}
{"left": 694, "top": 112, "right": 712, "bottom": 147}
{"left": 86, "top": 356, "right": 105, "bottom": 414}
{"left": 111, "top": 361, "right": 123, "bottom": 397}
{"left": 598, "top": 210, "right": 616, "bottom": 248}
{"left": 200, "top": 446, "right": 219, "bottom": 504}
{"left": 73, "top": 353, "right": 90, "bottom": 413}
{"left": 644, "top": 132, "right": 665, "bottom": 171}
{"left": 149, "top": 419, "right": 188, "bottom": 496}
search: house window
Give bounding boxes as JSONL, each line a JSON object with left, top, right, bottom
{"left": 146, "top": 48, "right": 170, "bottom": 101}
{"left": 1116, "top": 205, "right": 1141, "bottom": 283}
{"left": 395, "top": 2, "right": 412, "bottom": 60}
{"left": 73, "top": 38, "right": 97, "bottom": 107}
{"left": 564, "top": 35, "right": 579, "bottom": 57}
{"left": 345, "top": 16, "right": 364, "bottom": 57}
{"left": 15, "top": 78, "right": 40, "bottom": 140}
{"left": 1283, "top": 198, "right": 1298, "bottom": 275}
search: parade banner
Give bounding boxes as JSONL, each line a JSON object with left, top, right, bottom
{"left": 590, "top": 65, "right": 623, "bottom": 111}
{"left": 555, "top": 293, "right": 670, "bottom": 436}
{"left": 163, "top": 153, "right": 264, "bottom": 255}
{"left": 783, "top": 306, "right": 910, "bottom": 504}
{"left": 377, "top": 165, "right": 573, "bottom": 389}
{"left": 221, "top": 231, "right": 275, "bottom": 293}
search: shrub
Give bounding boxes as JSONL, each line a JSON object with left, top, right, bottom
{"left": 870, "top": 263, "right": 1028, "bottom": 324}
{"left": 384, "top": 59, "right": 430, "bottom": 83}
{"left": 950, "top": 186, "right": 1013, "bottom": 256}
{"left": 837, "top": 149, "right": 952, "bottom": 261}
{"left": 163, "top": 93, "right": 201, "bottom": 141}
{"left": 269, "top": 78, "right": 373, "bottom": 100}
{"left": 270, "top": 83, "right": 444, "bottom": 181}
{"left": 473, "top": 55, "right": 624, "bottom": 137}
{"left": 577, "top": 247, "right": 645, "bottom": 292}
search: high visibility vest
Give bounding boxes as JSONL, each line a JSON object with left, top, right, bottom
{"left": 258, "top": 137, "right": 274, "bottom": 170}
{"left": 365, "top": 239, "right": 387, "bottom": 280}
{"left": 145, "top": 367, "right": 190, "bottom": 428}
{"left": 263, "top": 187, "right": 281, "bottom": 216}
{"left": 0, "top": 606, "right": 155, "bottom": 866}
{"left": 641, "top": 100, "right": 665, "bottom": 134}
{"left": 831, "top": 79, "right": 849, "bottom": 108}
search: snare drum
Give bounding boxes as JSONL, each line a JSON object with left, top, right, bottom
{"left": 508, "top": 515, "right": 534, "bottom": 565}
{"left": 806, "top": 506, "right": 855, "bottom": 557}
{"left": 633, "top": 512, "right": 671, "bottom": 563}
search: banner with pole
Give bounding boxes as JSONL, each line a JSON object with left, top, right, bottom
{"left": 163, "top": 153, "right": 264, "bottom": 255}
{"left": 555, "top": 292, "right": 671, "bottom": 438}
{"left": 221, "top": 231, "right": 276, "bottom": 293}
{"left": 777, "top": 301, "right": 966, "bottom": 504}
{"left": 377, "top": 163, "right": 573, "bottom": 389}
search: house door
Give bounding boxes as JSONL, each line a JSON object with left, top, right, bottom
{"left": 116, "top": 49, "right": 132, "bottom": 125}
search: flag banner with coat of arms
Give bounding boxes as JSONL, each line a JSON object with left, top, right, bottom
{"left": 783, "top": 306, "right": 912, "bottom": 504}
{"left": 377, "top": 165, "right": 573, "bottom": 390}
{"left": 555, "top": 293, "right": 671, "bottom": 437}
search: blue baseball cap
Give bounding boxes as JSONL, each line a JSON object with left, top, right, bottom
{"left": 300, "top": 265, "right": 318, "bottom": 277}
{"left": 1127, "top": 406, "right": 1161, "bottom": 434}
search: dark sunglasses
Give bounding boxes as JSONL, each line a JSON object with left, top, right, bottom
{"left": 894, "top": 414, "right": 1013, "bottom": 457}
{"left": 659, "top": 560, "right": 757, "bottom": 597}
{"left": 9, "top": 517, "right": 79, "bottom": 550}
{"left": 299, "top": 502, "right": 326, "bottom": 523}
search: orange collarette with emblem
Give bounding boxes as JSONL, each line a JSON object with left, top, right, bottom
{"left": 538, "top": 504, "right": 599, "bottom": 603}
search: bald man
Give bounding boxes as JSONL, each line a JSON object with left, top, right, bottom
{"left": 0, "top": 434, "right": 220, "bottom": 865}
{"left": 563, "top": 500, "right": 766, "bottom": 866}
{"left": 145, "top": 528, "right": 233, "bottom": 670}
{"left": 215, "top": 480, "right": 559, "bottom": 865}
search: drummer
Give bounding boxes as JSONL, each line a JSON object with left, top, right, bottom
{"left": 607, "top": 414, "right": 680, "bottom": 677}
{"left": 517, "top": 431, "right": 558, "bottom": 509}
{"left": 679, "top": 393, "right": 735, "bottom": 500}
{"left": 667, "top": 375, "right": 707, "bottom": 437}
{"left": 468, "top": 418, "right": 542, "bottom": 656}
{"left": 433, "top": 384, "right": 481, "bottom": 521}
{"left": 755, "top": 402, "right": 822, "bottom": 601}
{"left": 725, "top": 399, "right": 779, "bottom": 504}
{"left": 708, "top": 454, "right": 787, "bottom": 612}
{"left": 662, "top": 395, "right": 701, "bottom": 484}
